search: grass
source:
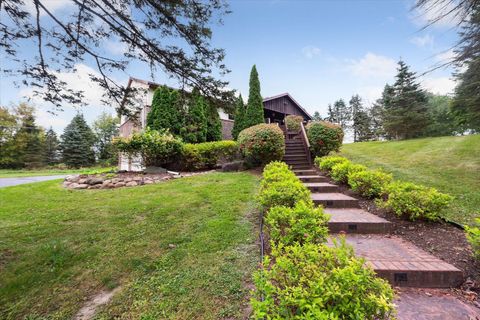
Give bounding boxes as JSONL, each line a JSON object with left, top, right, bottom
{"left": 0, "top": 172, "right": 260, "bottom": 319}
{"left": 0, "top": 166, "right": 116, "bottom": 178}
{"left": 338, "top": 134, "right": 480, "bottom": 226}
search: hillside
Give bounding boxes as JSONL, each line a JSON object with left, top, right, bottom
{"left": 338, "top": 135, "right": 480, "bottom": 226}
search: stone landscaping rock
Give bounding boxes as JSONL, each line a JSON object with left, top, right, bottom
{"left": 115, "top": 182, "right": 126, "bottom": 188}
{"left": 73, "top": 183, "right": 89, "bottom": 189}
{"left": 111, "top": 178, "right": 121, "bottom": 184}
{"left": 221, "top": 161, "right": 244, "bottom": 172}
{"left": 88, "top": 177, "right": 104, "bottom": 185}
{"left": 144, "top": 180, "right": 154, "bottom": 184}
{"left": 126, "top": 181, "right": 137, "bottom": 187}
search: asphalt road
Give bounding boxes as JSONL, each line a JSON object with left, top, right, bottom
{"left": 0, "top": 175, "right": 67, "bottom": 188}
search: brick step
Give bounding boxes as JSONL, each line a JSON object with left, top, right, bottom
{"left": 285, "top": 161, "right": 311, "bottom": 166}
{"left": 285, "top": 149, "right": 307, "bottom": 154}
{"left": 298, "top": 175, "right": 329, "bottom": 183}
{"left": 283, "top": 154, "right": 308, "bottom": 160}
{"left": 324, "top": 208, "right": 392, "bottom": 234}
{"left": 290, "top": 164, "right": 312, "bottom": 170}
{"left": 285, "top": 142, "right": 303, "bottom": 146}
{"left": 311, "top": 192, "right": 360, "bottom": 208}
{"left": 293, "top": 169, "right": 317, "bottom": 175}
{"left": 285, "top": 145, "right": 305, "bottom": 149}
{"left": 329, "top": 234, "right": 463, "bottom": 288}
{"left": 304, "top": 182, "right": 339, "bottom": 193}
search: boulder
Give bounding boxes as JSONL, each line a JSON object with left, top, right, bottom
{"left": 72, "top": 183, "right": 88, "bottom": 189}
{"left": 221, "top": 161, "right": 245, "bottom": 172}
{"left": 115, "top": 182, "right": 126, "bottom": 188}
{"left": 111, "top": 178, "right": 121, "bottom": 184}
{"left": 144, "top": 180, "right": 154, "bottom": 184}
{"left": 78, "top": 178, "right": 88, "bottom": 184}
{"left": 126, "top": 181, "right": 138, "bottom": 187}
{"left": 88, "top": 177, "right": 104, "bottom": 185}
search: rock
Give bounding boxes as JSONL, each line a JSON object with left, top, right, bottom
{"left": 111, "top": 178, "right": 121, "bottom": 184}
{"left": 173, "top": 175, "right": 182, "bottom": 179}
{"left": 63, "top": 181, "right": 72, "bottom": 187}
{"left": 88, "top": 177, "right": 104, "bottom": 185}
{"left": 168, "top": 244, "right": 176, "bottom": 249}
{"left": 103, "top": 179, "right": 112, "bottom": 185}
{"left": 126, "top": 181, "right": 137, "bottom": 187}
{"left": 78, "top": 178, "right": 88, "bottom": 184}
{"left": 144, "top": 180, "right": 154, "bottom": 184}
{"left": 65, "top": 175, "right": 79, "bottom": 182}
{"left": 124, "top": 177, "right": 133, "bottom": 183}
{"left": 221, "top": 161, "right": 244, "bottom": 172}
{"left": 72, "top": 183, "right": 88, "bottom": 189}
{"left": 115, "top": 182, "right": 126, "bottom": 188}
{"left": 161, "top": 176, "right": 172, "bottom": 181}
{"left": 132, "top": 176, "right": 143, "bottom": 182}
{"left": 100, "top": 183, "right": 113, "bottom": 189}
{"left": 88, "top": 184, "right": 101, "bottom": 189}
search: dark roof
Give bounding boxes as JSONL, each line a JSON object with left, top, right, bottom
{"left": 263, "top": 92, "right": 312, "bottom": 120}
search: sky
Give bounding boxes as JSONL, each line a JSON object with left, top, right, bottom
{"left": 0, "top": 0, "right": 460, "bottom": 134}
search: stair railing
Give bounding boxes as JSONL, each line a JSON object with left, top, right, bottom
{"left": 300, "top": 122, "right": 312, "bottom": 166}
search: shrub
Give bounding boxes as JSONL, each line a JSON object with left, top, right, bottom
{"left": 113, "top": 128, "right": 183, "bottom": 167}
{"left": 331, "top": 161, "right": 366, "bottom": 184}
{"left": 348, "top": 170, "right": 393, "bottom": 199}
{"left": 306, "top": 121, "right": 344, "bottom": 157}
{"left": 181, "top": 140, "right": 238, "bottom": 171}
{"left": 261, "top": 161, "right": 296, "bottom": 187}
{"left": 238, "top": 124, "right": 285, "bottom": 167}
{"left": 257, "top": 179, "right": 312, "bottom": 210}
{"left": 251, "top": 241, "right": 395, "bottom": 319}
{"left": 265, "top": 201, "right": 329, "bottom": 246}
{"left": 466, "top": 219, "right": 480, "bottom": 260}
{"left": 315, "top": 155, "right": 349, "bottom": 172}
{"left": 285, "top": 115, "right": 303, "bottom": 132}
{"left": 377, "top": 181, "right": 453, "bottom": 221}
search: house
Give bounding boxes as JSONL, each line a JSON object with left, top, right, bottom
{"left": 118, "top": 77, "right": 312, "bottom": 171}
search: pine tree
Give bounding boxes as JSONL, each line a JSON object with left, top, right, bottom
{"left": 369, "top": 101, "right": 386, "bottom": 140}
{"left": 205, "top": 99, "right": 222, "bottom": 141}
{"left": 44, "top": 127, "right": 60, "bottom": 165}
{"left": 61, "top": 114, "right": 95, "bottom": 168}
{"left": 326, "top": 104, "right": 336, "bottom": 122}
{"left": 312, "top": 111, "right": 322, "bottom": 121}
{"left": 232, "top": 94, "right": 246, "bottom": 140}
{"left": 333, "top": 99, "right": 351, "bottom": 130}
{"left": 383, "top": 61, "right": 429, "bottom": 140}
{"left": 181, "top": 90, "right": 207, "bottom": 143}
{"left": 147, "top": 86, "right": 183, "bottom": 135}
{"left": 349, "top": 95, "right": 363, "bottom": 142}
{"left": 244, "top": 65, "right": 264, "bottom": 128}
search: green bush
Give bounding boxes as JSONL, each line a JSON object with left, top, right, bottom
{"left": 466, "top": 219, "right": 480, "bottom": 260}
{"left": 306, "top": 121, "right": 344, "bottom": 157}
{"left": 238, "top": 124, "right": 285, "bottom": 167}
{"left": 285, "top": 115, "right": 303, "bottom": 132}
{"left": 251, "top": 241, "right": 395, "bottom": 319}
{"left": 261, "top": 161, "right": 296, "bottom": 188}
{"left": 348, "top": 170, "right": 393, "bottom": 199}
{"left": 331, "top": 161, "right": 366, "bottom": 184}
{"left": 377, "top": 181, "right": 453, "bottom": 221}
{"left": 113, "top": 128, "right": 183, "bottom": 167}
{"left": 265, "top": 201, "right": 329, "bottom": 246}
{"left": 315, "top": 155, "right": 349, "bottom": 172}
{"left": 257, "top": 179, "right": 312, "bottom": 210}
{"left": 181, "top": 141, "right": 238, "bottom": 171}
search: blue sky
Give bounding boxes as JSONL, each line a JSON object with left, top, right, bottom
{"left": 0, "top": 0, "right": 460, "bottom": 133}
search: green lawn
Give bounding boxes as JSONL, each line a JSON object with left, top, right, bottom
{"left": 339, "top": 134, "right": 480, "bottom": 226}
{"left": 0, "top": 166, "right": 116, "bottom": 178}
{"left": 0, "top": 172, "right": 259, "bottom": 319}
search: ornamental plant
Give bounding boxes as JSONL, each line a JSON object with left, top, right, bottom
{"left": 315, "top": 155, "right": 349, "bottom": 172}
{"left": 348, "top": 169, "right": 393, "bottom": 199}
{"left": 257, "top": 178, "right": 312, "bottom": 211}
{"left": 306, "top": 121, "right": 344, "bottom": 157}
{"left": 285, "top": 115, "right": 303, "bottom": 132}
{"left": 238, "top": 124, "right": 285, "bottom": 167}
{"left": 466, "top": 219, "right": 480, "bottom": 260}
{"left": 377, "top": 181, "right": 453, "bottom": 221}
{"left": 331, "top": 161, "right": 366, "bottom": 184}
{"left": 181, "top": 140, "right": 238, "bottom": 171}
{"left": 251, "top": 241, "right": 396, "bottom": 319}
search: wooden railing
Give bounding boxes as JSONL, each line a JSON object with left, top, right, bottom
{"left": 300, "top": 122, "right": 312, "bottom": 165}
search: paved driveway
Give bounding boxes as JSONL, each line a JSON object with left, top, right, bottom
{"left": 0, "top": 175, "right": 67, "bottom": 188}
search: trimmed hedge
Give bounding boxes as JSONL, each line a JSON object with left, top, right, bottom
{"left": 315, "top": 155, "right": 349, "bottom": 172}
{"left": 238, "top": 124, "right": 285, "bottom": 167}
{"left": 306, "top": 121, "right": 344, "bottom": 157}
{"left": 331, "top": 161, "right": 367, "bottom": 184}
{"left": 348, "top": 170, "right": 393, "bottom": 199}
{"left": 285, "top": 115, "right": 303, "bottom": 132}
{"left": 181, "top": 140, "right": 238, "bottom": 171}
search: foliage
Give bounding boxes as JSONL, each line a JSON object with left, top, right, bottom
{"left": 285, "top": 115, "right": 303, "bottom": 132}
{"left": 331, "top": 161, "right": 366, "bottom": 184}
{"left": 251, "top": 241, "right": 395, "bottom": 320}
{"left": 350, "top": 94, "right": 373, "bottom": 142}
{"left": 44, "top": 128, "right": 60, "bottom": 166}
{"left": 93, "top": 112, "right": 119, "bottom": 165}
{"left": 147, "top": 86, "right": 183, "bottom": 136}
{"left": 466, "top": 219, "right": 480, "bottom": 260}
{"left": 205, "top": 97, "right": 222, "bottom": 142}
{"left": 114, "top": 128, "right": 183, "bottom": 167}
{"left": 265, "top": 201, "right": 329, "bottom": 246}
{"left": 377, "top": 181, "right": 453, "bottom": 221}
{"left": 425, "top": 94, "right": 459, "bottom": 136}
{"left": 238, "top": 124, "right": 285, "bottom": 167}
{"left": 60, "top": 114, "right": 95, "bottom": 168}
{"left": 181, "top": 90, "right": 208, "bottom": 143}
{"left": 244, "top": 65, "right": 265, "bottom": 128}
{"left": 315, "top": 155, "right": 349, "bottom": 172}
{"left": 312, "top": 111, "right": 322, "bottom": 121}
{"left": 181, "top": 140, "right": 238, "bottom": 171}
{"left": 306, "top": 121, "right": 344, "bottom": 157}
{"left": 232, "top": 94, "right": 246, "bottom": 140}
{"left": 261, "top": 161, "right": 297, "bottom": 187}
{"left": 326, "top": 99, "right": 351, "bottom": 130}
{"left": 0, "top": 106, "right": 17, "bottom": 168}
{"left": 348, "top": 170, "right": 393, "bottom": 199}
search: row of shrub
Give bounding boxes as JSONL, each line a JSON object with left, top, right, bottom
{"left": 315, "top": 156, "right": 453, "bottom": 221}
{"left": 252, "top": 162, "right": 395, "bottom": 319}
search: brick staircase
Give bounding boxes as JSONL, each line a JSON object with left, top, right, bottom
{"left": 281, "top": 129, "right": 463, "bottom": 288}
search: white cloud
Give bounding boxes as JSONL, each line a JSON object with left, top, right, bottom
{"left": 356, "top": 86, "right": 384, "bottom": 104}
{"left": 435, "top": 49, "right": 456, "bottom": 63}
{"left": 421, "top": 76, "right": 456, "bottom": 95}
{"left": 346, "top": 52, "right": 397, "bottom": 79}
{"left": 104, "top": 39, "right": 128, "bottom": 56}
{"left": 35, "top": 108, "right": 69, "bottom": 130}
{"left": 411, "top": 2, "right": 461, "bottom": 28}
{"left": 302, "top": 46, "right": 321, "bottom": 59}
{"left": 410, "top": 34, "right": 434, "bottom": 48}
{"left": 23, "top": 0, "right": 72, "bottom": 16}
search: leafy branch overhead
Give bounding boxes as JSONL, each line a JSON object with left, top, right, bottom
{"left": 0, "top": 0, "right": 233, "bottom": 115}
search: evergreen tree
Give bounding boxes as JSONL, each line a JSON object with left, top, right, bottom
{"left": 383, "top": 61, "right": 429, "bottom": 140}
{"left": 232, "top": 94, "right": 246, "bottom": 140}
{"left": 312, "top": 111, "right": 322, "bottom": 121}
{"left": 326, "top": 104, "right": 336, "bottom": 122}
{"left": 425, "top": 94, "right": 459, "bottom": 136}
{"left": 61, "top": 114, "right": 95, "bottom": 168}
{"left": 44, "top": 127, "right": 60, "bottom": 165}
{"left": 244, "top": 65, "right": 264, "bottom": 127}
{"left": 93, "top": 112, "right": 119, "bottom": 164}
{"left": 355, "top": 110, "right": 373, "bottom": 142}
{"left": 147, "top": 86, "right": 183, "bottom": 135}
{"left": 369, "top": 101, "right": 386, "bottom": 140}
{"left": 333, "top": 99, "right": 351, "bottom": 130}
{"left": 349, "top": 94, "right": 364, "bottom": 142}
{"left": 181, "top": 90, "right": 208, "bottom": 143}
{"left": 205, "top": 99, "right": 222, "bottom": 141}
{"left": 452, "top": 59, "right": 480, "bottom": 132}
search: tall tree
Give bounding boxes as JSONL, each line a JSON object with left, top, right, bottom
{"left": 349, "top": 94, "right": 364, "bottom": 142}
{"left": 326, "top": 104, "right": 336, "bottom": 123}
{"left": 332, "top": 99, "right": 351, "bottom": 130}
{"left": 1, "top": 1, "right": 233, "bottom": 115}
{"left": 181, "top": 90, "right": 208, "bottom": 143}
{"left": 205, "top": 99, "right": 222, "bottom": 141}
{"left": 452, "top": 57, "right": 480, "bottom": 132}
{"left": 369, "top": 100, "right": 386, "bottom": 140}
{"left": 61, "top": 114, "right": 95, "bottom": 168}
{"left": 0, "top": 106, "right": 17, "bottom": 168}
{"left": 383, "top": 61, "right": 429, "bottom": 139}
{"left": 93, "top": 112, "right": 119, "bottom": 164}
{"left": 312, "top": 111, "right": 322, "bottom": 121}
{"left": 232, "top": 95, "right": 246, "bottom": 140}
{"left": 244, "top": 65, "right": 264, "bottom": 128}
{"left": 424, "top": 94, "right": 459, "bottom": 136}
{"left": 44, "top": 127, "right": 60, "bottom": 165}
{"left": 147, "top": 86, "right": 183, "bottom": 135}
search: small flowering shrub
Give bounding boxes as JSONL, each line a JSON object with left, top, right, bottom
{"left": 348, "top": 170, "right": 393, "bottom": 199}
{"left": 315, "top": 155, "right": 349, "bottom": 172}
{"left": 306, "top": 121, "right": 344, "bottom": 157}
{"left": 285, "top": 115, "right": 303, "bottom": 132}
{"left": 265, "top": 201, "right": 329, "bottom": 246}
{"left": 331, "top": 161, "right": 366, "bottom": 184}
{"left": 251, "top": 241, "right": 396, "bottom": 319}
{"left": 377, "top": 181, "right": 453, "bottom": 221}
{"left": 466, "top": 219, "right": 480, "bottom": 260}
{"left": 238, "top": 124, "right": 285, "bottom": 167}
{"left": 181, "top": 140, "right": 238, "bottom": 170}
